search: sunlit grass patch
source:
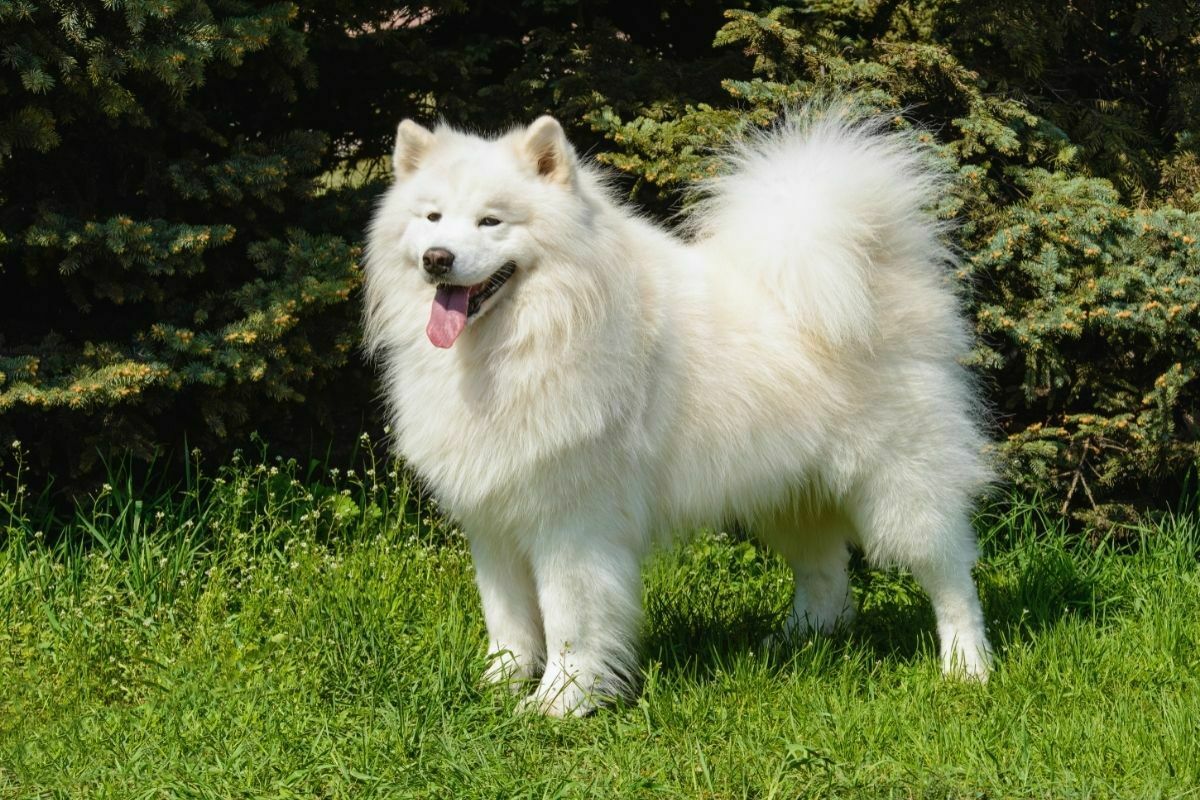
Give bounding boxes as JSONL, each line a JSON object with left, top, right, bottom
{"left": 2, "top": 442, "right": 1198, "bottom": 798}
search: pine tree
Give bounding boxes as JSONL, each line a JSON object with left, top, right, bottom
{"left": 0, "top": 1, "right": 367, "bottom": 469}
{"left": 3, "top": 1, "right": 1197, "bottom": 519}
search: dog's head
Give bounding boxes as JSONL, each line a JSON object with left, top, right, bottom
{"left": 366, "top": 116, "right": 587, "bottom": 350}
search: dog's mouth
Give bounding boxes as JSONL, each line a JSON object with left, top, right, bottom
{"left": 464, "top": 262, "right": 516, "bottom": 317}
{"left": 426, "top": 262, "right": 516, "bottom": 349}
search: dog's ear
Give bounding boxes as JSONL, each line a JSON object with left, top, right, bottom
{"left": 522, "top": 116, "right": 575, "bottom": 185}
{"left": 393, "top": 120, "right": 434, "bottom": 177}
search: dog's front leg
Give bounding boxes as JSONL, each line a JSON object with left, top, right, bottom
{"left": 470, "top": 534, "right": 545, "bottom": 688}
{"left": 518, "top": 521, "right": 644, "bottom": 717}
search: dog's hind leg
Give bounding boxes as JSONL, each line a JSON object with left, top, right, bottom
{"left": 470, "top": 535, "right": 545, "bottom": 689}
{"left": 849, "top": 478, "right": 992, "bottom": 681}
{"left": 759, "top": 509, "right": 856, "bottom": 637}
{"left": 909, "top": 553, "right": 992, "bottom": 680}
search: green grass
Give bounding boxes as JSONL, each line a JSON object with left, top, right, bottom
{"left": 2, "top": 439, "right": 1198, "bottom": 798}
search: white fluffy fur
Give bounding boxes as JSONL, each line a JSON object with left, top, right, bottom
{"left": 363, "top": 107, "right": 994, "bottom": 716}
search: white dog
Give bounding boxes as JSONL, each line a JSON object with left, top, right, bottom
{"left": 363, "top": 107, "right": 994, "bottom": 716}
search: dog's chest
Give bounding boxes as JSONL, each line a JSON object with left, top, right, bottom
{"left": 392, "top": 355, "right": 636, "bottom": 516}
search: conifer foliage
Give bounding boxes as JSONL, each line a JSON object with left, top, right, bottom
{"left": 1, "top": 1, "right": 1197, "bottom": 518}
{"left": 0, "top": 1, "right": 363, "bottom": 465}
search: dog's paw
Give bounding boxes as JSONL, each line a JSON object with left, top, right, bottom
{"left": 515, "top": 686, "right": 597, "bottom": 718}
{"left": 481, "top": 649, "right": 540, "bottom": 693}
{"left": 763, "top": 601, "right": 858, "bottom": 650}
{"left": 784, "top": 596, "right": 857, "bottom": 637}
{"left": 515, "top": 671, "right": 601, "bottom": 718}
{"left": 941, "top": 641, "right": 992, "bottom": 683}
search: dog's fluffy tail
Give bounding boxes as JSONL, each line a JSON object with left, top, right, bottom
{"left": 686, "top": 106, "right": 955, "bottom": 345}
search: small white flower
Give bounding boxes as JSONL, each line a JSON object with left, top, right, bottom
{"left": 9, "top": 439, "right": 19, "bottom": 449}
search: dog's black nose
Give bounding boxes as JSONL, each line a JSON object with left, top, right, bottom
{"left": 422, "top": 248, "right": 455, "bottom": 276}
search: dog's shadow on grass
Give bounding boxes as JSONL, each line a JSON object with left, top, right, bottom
{"left": 641, "top": 538, "right": 1109, "bottom": 681}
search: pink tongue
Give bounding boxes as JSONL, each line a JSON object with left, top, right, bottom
{"left": 427, "top": 285, "right": 470, "bottom": 348}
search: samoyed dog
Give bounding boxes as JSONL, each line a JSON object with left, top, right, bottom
{"left": 363, "top": 106, "right": 994, "bottom": 716}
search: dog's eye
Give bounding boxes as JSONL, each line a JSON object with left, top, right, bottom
{"left": 478, "top": 216, "right": 501, "bottom": 227}
{"left": 426, "top": 212, "right": 441, "bottom": 222}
